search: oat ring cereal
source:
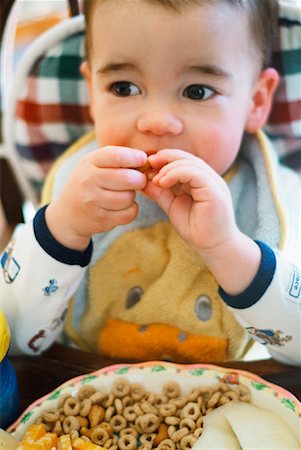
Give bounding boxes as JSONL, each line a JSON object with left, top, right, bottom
{"left": 62, "top": 416, "right": 80, "bottom": 434}
{"left": 110, "top": 414, "right": 127, "bottom": 432}
{"left": 42, "top": 409, "right": 60, "bottom": 423}
{"left": 115, "top": 398, "right": 124, "bottom": 415}
{"left": 79, "top": 397, "right": 92, "bottom": 417}
{"left": 78, "top": 385, "right": 96, "bottom": 401}
{"left": 90, "top": 390, "right": 107, "bottom": 404}
{"left": 163, "top": 382, "right": 181, "bottom": 399}
{"left": 136, "top": 413, "right": 160, "bottom": 434}
{"left": 99, "top": 421, "right": 113, "bottom": 437}
{"left": 207, "top": 391, "right": 222, "bottom": 408}
{"left": 118, "top": 433, "right": 138, "bottom": 450}
{"left": 124, "top": 405, "right": 137, "bottom": 422}
{"left": 91, "top": 426, "right": 110, "bottom": 446}
{"left": 165, "top": 416, "right": 180, "bottom": 426}
{"left": 105, "top": 405, "right": 115, "bottom": 421}
{"left": 140, "top": 444, "right": 153, "bottom": 450}
{"left": 160, "top": 403, "right": 177, "bottom": 417}
{"left": 158, "top": 438, "right": 176, "bottom": 450}
{"left": 131, "top": 383, "right": 145, "bottom": 401}
{"left": 63, "top": 397, "right": 81, "bottom": 416}
{"left": 120, "top": 427, "right": 139, "bottom": 438}
{"left": 236, "top": 384, "right": 251, "bottom": 402}
{"left": 142, "top": 402, "right": 158, "bottom": 415}
{"left": 169, "top": 427, "right": 189, "bottom": 443}
{"left": 181, "top": 402, "right": 200, "bottom": 421}
{"left": 219, "top": 391, "right": 239, "bottom": 404}
{"left": 179, "top": 418, "right": 196, "bottom": 433}
{"left": 180, "top": 434, "right": 197, "bottom": 450}
{"left": 140, "top": 433, "right": 156, "bottom": 445}
{"left": 187, "top": 389, "right": 200, "bottom": 402}
{"left": 122, "top": 396, "right": 134, "bottom": 408}
{"left": 154, "top": 395, "right": 169, "bottom": 407}
{"left": 193, "top": 427, "right": 203, "bottom": 438}
{"left": 112, "top": 379, "right": 131, "bottom": 397}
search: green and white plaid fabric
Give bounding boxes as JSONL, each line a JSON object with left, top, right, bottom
{"left": 8, "top": 1, "right": 301, "bottom": 198}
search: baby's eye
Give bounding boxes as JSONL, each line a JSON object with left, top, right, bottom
{"left": 110, "top": 81, "right": 141, "bottom": 97}
{"left": 183, "top": 84, "right": 215, "bottom": 101}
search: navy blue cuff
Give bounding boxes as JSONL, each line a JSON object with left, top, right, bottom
{"left": 218, "top": 240, "right": 276, "bottom": 309}
{"left": 33, "top": 205, "right": 93, "bottom": 267}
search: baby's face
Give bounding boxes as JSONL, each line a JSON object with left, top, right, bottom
{"left": 84, "top": 0, "right": 262, "bottom": 174}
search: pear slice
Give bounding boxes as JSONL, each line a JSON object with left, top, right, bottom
{"left": 222, "top": 402, "right": 301, "bottom": 449}
{"left": 192, "top": 407, "right": 242, "bottom": 449}
{"left": 193, "top": 402, "right": 300, "bottom": 450}
{"left": 0, "top": 428, "right": 18, "bottom": 449}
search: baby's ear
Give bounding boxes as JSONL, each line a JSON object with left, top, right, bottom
{"left": 245, "top": 68, "right": 279, "bottom": 133}
{"left": 80, "top": 60, "right": 95, "bottom": 122}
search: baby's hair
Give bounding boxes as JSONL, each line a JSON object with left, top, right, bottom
{"left": 83, "top": 0, "right": 278, "bottom": 69}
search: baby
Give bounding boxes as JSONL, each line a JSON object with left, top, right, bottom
{"left": 2, "top": 0, "right": 300, "bottom": 365}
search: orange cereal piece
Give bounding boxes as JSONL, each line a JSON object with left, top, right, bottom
{"left": 21, "top": 423, "right": 46, "bottom": 443}
{"left": 34, "top": 432, "right": 58, "bottom": 449}
{"left": 17, "top": 436, "right": 57, "bottom": 450}
{"left": 72, "top": 437, "right": 106, "bottom": 450}
{"left": 59, "top": 434, "right": 73, "bottom": 449}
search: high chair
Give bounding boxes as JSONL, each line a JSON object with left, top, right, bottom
{"left": 0, "top": 0, "right": 300, "bottom": 221}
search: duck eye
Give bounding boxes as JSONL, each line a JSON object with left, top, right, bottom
{"left": 195, "top": 295, "right": 212, "bottom": 321}
{"left": 126, "top": 286, "right": 144, "bottom": 309}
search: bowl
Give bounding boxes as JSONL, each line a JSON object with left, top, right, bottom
{"left": 8, "top": 361, "right": 301, "bottom": 442}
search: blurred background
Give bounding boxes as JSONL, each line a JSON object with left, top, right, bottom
{"left": 0, "top": 0, "right": 81, "bottom": 249}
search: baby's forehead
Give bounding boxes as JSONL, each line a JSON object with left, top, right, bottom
{"left": 88, "top": 1, "right": 257, "bottom": 67}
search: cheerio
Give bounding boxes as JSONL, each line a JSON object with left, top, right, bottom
{"left": 0, "top": 309, "right": 19, "bottom": 428}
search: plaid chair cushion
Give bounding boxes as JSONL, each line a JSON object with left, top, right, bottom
{"left": 10, "top": 17, "right": 92, "bottom": 197}
{"left": 9, "top": 1, "right": 301, "bottom": 200}
{"left": 265, "top": 0, "right": 301, "bottom": 170}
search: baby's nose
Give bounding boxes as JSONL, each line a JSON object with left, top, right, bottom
{"left": 137, "top": 109, "right": 183, "bottom": 136}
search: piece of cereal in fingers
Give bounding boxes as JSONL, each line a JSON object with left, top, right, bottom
{"left": 136, "top": 160, "right": 151, "bottom": 174}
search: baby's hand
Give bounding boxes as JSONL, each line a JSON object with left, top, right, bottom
{"left": 143, "top": 149, "right": 238, "bottom": 254}
{"left": 45, "top": 146, "right": 148, "bottom": 250}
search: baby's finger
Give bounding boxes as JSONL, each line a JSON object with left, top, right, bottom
{"left": 149, "top": 149, "right": 219, "bottom": 179}
{"left": 95, "top": 167, "right": 147, "bottom": 191}
{"left": 152, "top": 158, "right": 226, "bottom": 191}
{"left": 153, "top": 164, "right": 228, "bottom": 203}
{"left": 90, "top": 146, "right": 147, "bottom": 169}
{"left": 99, "top": 203, "right": 139, "bottom": 230}
{"left": 97, "top": 189, "right": 136, "bottom": 211}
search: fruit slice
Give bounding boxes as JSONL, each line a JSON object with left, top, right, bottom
{"left": 223, "top": 402, "right": 300, "bottom": 449}
{"left": 0, "top": 428, "right": 18, "bottom": 449}
{"left": 192, "top": 406, "right": 241, "bottom": 449}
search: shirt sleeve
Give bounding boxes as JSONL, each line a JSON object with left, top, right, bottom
{"left": 219, "top": 243, "right": 301, "bottom": 366}
{"left": 1, "top": 206, "right": 92, "bottom": 355}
